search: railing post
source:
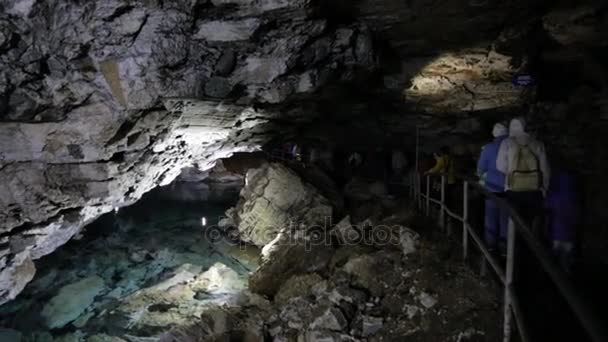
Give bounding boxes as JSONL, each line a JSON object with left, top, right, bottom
{"left": 503, "top": 219, "right": 516, "bottom": 342}
{"left": 425, "top": 175, "right": 430, "bottom": 216}
{"left": 417, "top": 173, "right": 422, "bottom": 209}
{"left": 440, "top": 174, "right": 446, "bottom": 229}
{"left": 463, "top": 181, "right": 469, "bottom": 260}
{"left": 409, "top": 173, "right": 413, "bottom": 199}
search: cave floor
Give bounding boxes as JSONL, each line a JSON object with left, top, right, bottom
{"left": 0, "top": 200, "right": 260, "bottom": 340}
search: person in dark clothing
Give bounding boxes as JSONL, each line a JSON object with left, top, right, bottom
{"left": 477, "top": 123, "right": 509, "bottom": 252}
{"left": 545, "top": 169, "right": 579, "bottom": 273}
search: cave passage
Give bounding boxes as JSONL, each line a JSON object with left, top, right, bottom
{"left": 0, "top": 189, "right": 259, "bottom": 338}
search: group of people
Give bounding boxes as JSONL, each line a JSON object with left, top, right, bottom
{"left": 281, "top": 129, "right": 578, "bottom": 272}
{"left": 425, "top": 117, "right": 578, "bottom": 272}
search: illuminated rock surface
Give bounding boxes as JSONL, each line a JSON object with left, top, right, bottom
{"left": 230, "top": 162, "right": 333, "bottom": 247}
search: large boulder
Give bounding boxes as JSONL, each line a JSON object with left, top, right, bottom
{"left": 249, "top": 231, "right": 335, "bottom": 298}
{"left": 274, "top": 273, "right": 325, "bottom": 305}
{"left": 232, "top": 162, "right": 333, "bottom": 247}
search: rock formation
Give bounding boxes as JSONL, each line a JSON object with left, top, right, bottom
{"left": 229, "top": 162, "right": 333, "bottom": 247}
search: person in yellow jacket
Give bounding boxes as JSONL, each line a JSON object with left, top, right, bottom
{"left": 425, "top": 147, "right": 455, "bottom": 185}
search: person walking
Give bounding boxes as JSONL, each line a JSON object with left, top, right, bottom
{"left": 426, "top": 147, "right": 456, "bottom": 211}
{"left": 477, "top": 123, "right": 509, "bottom": 253}
{"left": 497, "top": 117, "right": 550, "bottom": 228}
{"left": 425, "top": 147, "right": 454, "bottom": 182}
{"left": 545, "top": 168, "right": 579, "bottom": 273}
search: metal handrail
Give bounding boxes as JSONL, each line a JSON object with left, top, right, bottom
{"left": 412, "top": 172, "right": 607, "bottom": 342}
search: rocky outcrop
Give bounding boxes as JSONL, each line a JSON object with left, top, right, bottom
{"left": 219, "top": 162, "right": 336, "bottom": 297}
{"left": 230, "top": 162, "right": 333, "bottom": 247}
{"left": 0, "top": 0, "right": 377, "bottom": 303}
{"left": 402, "top": 50, "right": 529, "bottom": 113}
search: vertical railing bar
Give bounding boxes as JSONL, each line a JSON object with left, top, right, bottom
{"left": 440, "top": 174, "right": 446, "bottom": 230}
{"left": 508, "top": 285, "right": 531, "bottom": 342}
{"left": 426, "top": 175, "right": 430, "bottom": 216}
{"left": 463, "top": 181, "right": 469, "bottom": 260}
{"left": 503, "top": 219, "right": 516, "bottom": 342}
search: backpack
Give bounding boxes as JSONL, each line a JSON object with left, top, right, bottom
{"left": 508, "top": 144, "right": 542, "bottom": 191}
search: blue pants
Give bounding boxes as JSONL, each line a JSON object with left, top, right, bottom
{"left": 484, "top": 197, "right": 509, "bottom": 249}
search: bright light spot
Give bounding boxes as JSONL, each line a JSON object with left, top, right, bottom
{"left": 201, "top": 217, "right": 207, "bottom": 226}
{"left": 113, "top": 207, "right": 119, "bottom": 213}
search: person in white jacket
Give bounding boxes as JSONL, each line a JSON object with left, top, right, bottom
{"left": 496, "top": 117, "right": 550, "bottom": 228}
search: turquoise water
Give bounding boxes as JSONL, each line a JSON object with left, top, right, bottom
{"left": 0, "top": 194, "right": 259, "bottom": 339}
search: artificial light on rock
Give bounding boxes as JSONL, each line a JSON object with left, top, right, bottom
{"left": 201, "top": 217, "right": 207, "bottom": 226}
{"left": 403, "top": 50, "right": 526, "bottom": 112}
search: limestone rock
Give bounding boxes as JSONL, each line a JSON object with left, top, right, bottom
{"left": 0, "top": 255, "right": 35, "bottom": 305}
{"left": 403, "top": 50, "right": 527, "bottom": 113}
{"left": 215, "top": 50, "right": 237, "bottom": 76}
{"left": 333, "top": 216, "right": 359, "bottom": 245}
{"left": 198, "top": 262, "right": 244, "bottom": 293}
{"left": 419, "top": 292, "right": 438, "bottom": 309}
{"left": 234, "top": 162, "right": 333, "bottom": 247}
{"left": 195, "top": 19, "right": 261, "bottom": 42}
{"left": 309, "top": 307, "right": 348, "bottom": 332}
{"left": 204, "top": 77, "right": 234, "bottom": 98}
{"left": 249, "top": 232, "right": 335, "bottom": 297}
{"left": 360, "top": 315, "right": 383, "bottom": 337}
{"left": 41, "top": 276, "right": 106, "bottom": 329}
{"left": 342, "top": 251, "right": 401, "bottom": 297}
{"left": 275, "top": 273, "right": 324, "bottom": 305}
{"left": 399, "top": 227, "right": 420, "bottom": 256}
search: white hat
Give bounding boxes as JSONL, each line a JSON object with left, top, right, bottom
{"left": 509, "top": 117, "right": 526, "bottom": 137}
{"left": 492, "top": 123, "right": 507, "bottom": 138}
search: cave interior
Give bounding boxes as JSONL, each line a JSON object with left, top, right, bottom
{"left": 1, "top": 0, "right": 608, "bottom": 341}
